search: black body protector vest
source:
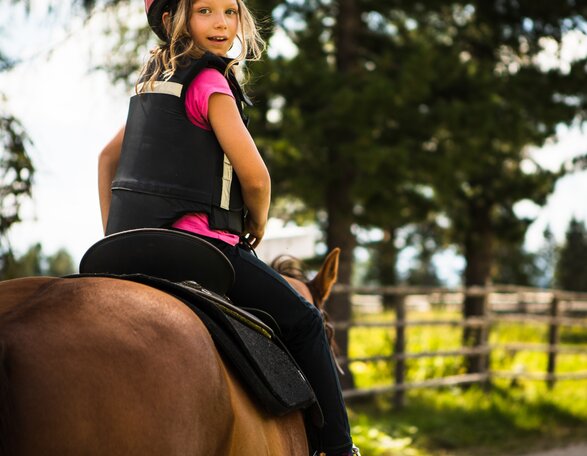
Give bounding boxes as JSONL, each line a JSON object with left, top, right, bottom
{"left": 107, "top": 53, "right": 251, "bottom": 236}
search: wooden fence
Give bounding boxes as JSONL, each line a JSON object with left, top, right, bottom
{"left": 332, "top": 285, "right": 587, "bottom": 407}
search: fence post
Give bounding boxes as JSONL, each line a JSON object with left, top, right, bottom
{"left": 481, "top": 291, "right": 491, "bottom": 389}
{"left": 463, "top": 287, "right": 490, "bottom": 379}
{"left": 517, "top": 292, "right": 527, "bottom": 314}
{"left": 547, "top": 295, "right": 560, "bottom": 390}
{"left": 393, "top": 294, "right": 406, "bottom": 408}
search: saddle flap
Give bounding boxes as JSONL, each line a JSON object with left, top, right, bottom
{"left": 79, "top": 228, "right": 235, "bottom": 295}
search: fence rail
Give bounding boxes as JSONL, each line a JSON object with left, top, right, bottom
{"left": 333, "top": 285, "right": 587, "bottom": 405}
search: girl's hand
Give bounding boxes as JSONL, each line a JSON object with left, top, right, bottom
{"left": 243, "top": 216, "right": 266, "bottom": 249}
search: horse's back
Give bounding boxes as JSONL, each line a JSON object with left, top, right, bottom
{"left": 0, "top": 277, "right": 306, "bottom": 455}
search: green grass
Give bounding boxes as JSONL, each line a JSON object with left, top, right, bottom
{"left": 344, "top": 307, "right": 587, "bottom": 455}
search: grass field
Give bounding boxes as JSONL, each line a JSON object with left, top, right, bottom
{"left": 344, "top": 306, "right": 587, "bottom": 455}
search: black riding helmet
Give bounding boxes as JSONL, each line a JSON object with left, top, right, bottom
{"left": 145, "top": 0, "right": 180, "bottom": 41}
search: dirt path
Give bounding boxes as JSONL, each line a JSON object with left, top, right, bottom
{"left": 519, "top": 443, "right": 587, "bottom": 456}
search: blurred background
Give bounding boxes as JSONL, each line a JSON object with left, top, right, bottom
{"left": 2, "top": 0, "right": 587, "bottom": 454}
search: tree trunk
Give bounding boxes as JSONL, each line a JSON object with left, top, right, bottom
{"left": 324, "top": 0, "right": 360, "bottom": 390}
{"left": 463, "top": 204, "right": 493, "bottom": 375}
{"left": 326, "top": 169, "right": 356, "bottom": 390}
{"left": 378, "top": 228, "right": 399, "bottom": 310}
{"left": 335, "top": 0, "right": 359, "bottom": 72}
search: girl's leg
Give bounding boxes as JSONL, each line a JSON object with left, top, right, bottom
{"left": 215, "top": 242, "right": 353, "bottom": 453}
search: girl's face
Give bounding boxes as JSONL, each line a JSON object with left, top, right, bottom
{"left": 189, "top": 0, "right": 239, "bottom": 56}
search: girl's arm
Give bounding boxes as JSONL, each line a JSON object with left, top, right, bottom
{"left": 98, "top": 126, "right": 125, "bottom": 234}
{"left": 208, "top": 93, "right": 270, "bottom": 248}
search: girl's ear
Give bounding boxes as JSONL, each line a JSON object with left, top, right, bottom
{"left": 161, "top": 11, "right": 171, "bottom": 36}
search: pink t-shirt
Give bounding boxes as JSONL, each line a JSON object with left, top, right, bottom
{"left": 172, "top": 68, "right": 240, "bottom": 245}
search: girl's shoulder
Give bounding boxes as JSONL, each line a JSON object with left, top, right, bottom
{"left": 185, "top": 67, "right": 234, "bottom": 130}
{"left": 192, "top": 67, "right": 231, "bottom": 90}
{"left": 187, "top": 67, "right": 234, "bottom": 104}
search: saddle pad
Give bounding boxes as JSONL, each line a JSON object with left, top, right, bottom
{"left": 69, "top": 273, "right": 321, "bottom": 423}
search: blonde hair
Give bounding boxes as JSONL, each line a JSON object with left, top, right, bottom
{"left": 137, "top": 0, "right": 265, "bottom": 93}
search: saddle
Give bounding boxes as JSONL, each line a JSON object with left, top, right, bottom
{"left": 77, "top": 228, "right": 322, "bottom": 424}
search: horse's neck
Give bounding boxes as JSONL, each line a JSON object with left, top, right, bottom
{"left": 282, "top": 276, "right": 314, "bottom": 303}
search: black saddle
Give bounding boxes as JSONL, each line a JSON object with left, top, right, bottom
{"left": 79, "top": 228, "right": 234, "bottom": 295}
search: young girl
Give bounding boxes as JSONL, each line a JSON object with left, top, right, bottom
{"left": 98, "top": 0, "right": 359, "bottom": 454}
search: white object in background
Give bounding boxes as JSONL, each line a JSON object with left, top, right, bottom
{"left": 254, "top": 219, "right": 319, "bottom": 263}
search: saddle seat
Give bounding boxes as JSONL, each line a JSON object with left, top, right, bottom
{"left": 77, "top": 228, "right": 322, "bottom": 423}
{"left": 79, "top": 228, "right": 234, "bottom": 295}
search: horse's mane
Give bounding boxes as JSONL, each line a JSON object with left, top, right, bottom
{"left": 270, "top": 255, "right": 308, "bottom": 282}
{"left": 270, "top": 255, "right": 340, "bottom": 364}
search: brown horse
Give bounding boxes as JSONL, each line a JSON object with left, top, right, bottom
{"left": 0, "top": 249, "right": 340, "bottom": 456}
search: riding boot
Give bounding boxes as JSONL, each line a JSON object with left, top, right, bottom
{"left": 313, "top": 445, "right": 361, "bottom": 456}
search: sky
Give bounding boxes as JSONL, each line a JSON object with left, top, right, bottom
{"left": 2, "top": 2, "right": 587, "bottom": 286}
{"left": 1, "top": 2, "right": 129, "bottom": 262}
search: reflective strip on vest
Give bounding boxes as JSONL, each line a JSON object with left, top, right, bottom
{"left": 136, "top": 81, "right": 183, "bottom": 97}
{"left": 221, "top": 154, "right": 233, "bottom": 210}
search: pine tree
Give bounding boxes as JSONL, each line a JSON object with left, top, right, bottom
{"left": 556, "top": 218, "right": 587, "bottom": 292}
{"left": 248, "top": 1, "right": 587, "bottom": 376}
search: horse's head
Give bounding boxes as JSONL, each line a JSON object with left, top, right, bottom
{"left": 271, "top": 248, "right": 342, "bottom": 372}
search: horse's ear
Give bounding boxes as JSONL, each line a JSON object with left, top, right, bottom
{"left": 309, "top": 248, "right": 340, "bottom": 304}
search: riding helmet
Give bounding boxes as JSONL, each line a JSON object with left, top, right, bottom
{"left": 145, "top": 0, "right": 180, "bottom": 41}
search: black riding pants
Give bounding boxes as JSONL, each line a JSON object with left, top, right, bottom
{"left": 208, "top": 239, "right": 352, "bottom": 454}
